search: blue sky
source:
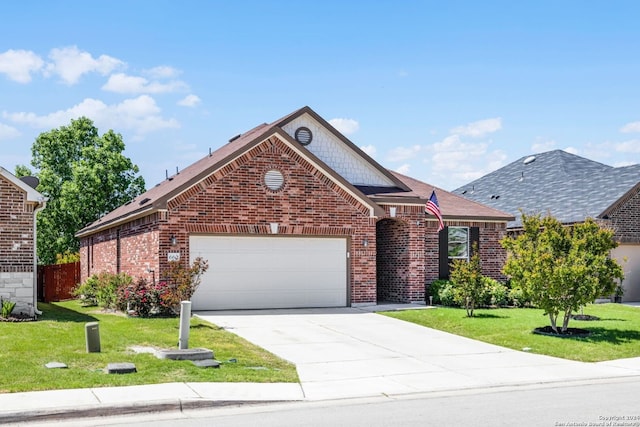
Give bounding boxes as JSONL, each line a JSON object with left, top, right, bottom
{"left": 1, "top": 1, "right": 639, "bottom": 191}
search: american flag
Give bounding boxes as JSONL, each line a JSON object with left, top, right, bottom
{"left": 425, "top": 190, "right": 444, "bottom": 232}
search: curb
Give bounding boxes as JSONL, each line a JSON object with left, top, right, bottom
{"left": 0, "top": 398, "right": 297, "bottom": 424}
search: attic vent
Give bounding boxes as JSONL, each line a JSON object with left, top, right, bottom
{"left": 294, "top": 127, "right": 313, "bottom": 145}
{"left": 264, "top": 170, "right": 284, "bottom": 191}
{"left": 139, "top": 198, "right": 151, "bottom": 205}
{"left": 523, "top": 155, "right": 536, "bottom": 165}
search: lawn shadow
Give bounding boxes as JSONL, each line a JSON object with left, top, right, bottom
{"left": 38, "top": 303, "right": 98, "bottom": 323}
{"left": 580, "top": 327, "right": 640, "bottom": 345}
{"left": 472, "top": 313, "right": 510, "bottom": 319}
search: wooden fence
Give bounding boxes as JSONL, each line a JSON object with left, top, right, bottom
{"left": 38, "top": 261, "right": 81, "bottom": 302}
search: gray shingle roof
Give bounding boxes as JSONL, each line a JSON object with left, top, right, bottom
{"left": 454, "top": 150, "right": 640, "bottom": 227}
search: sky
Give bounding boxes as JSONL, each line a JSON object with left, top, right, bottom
{"left": 1, "top": 1, "right": 640, "bottom": 192}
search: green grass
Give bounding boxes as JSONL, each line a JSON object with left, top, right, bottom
{"left": 382, "top": 303, "right": 640, "bottom": 362}
{"left": 0, "top": 301, "right": 298, "bottom": 393}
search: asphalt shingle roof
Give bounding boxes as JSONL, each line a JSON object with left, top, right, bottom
{"left": 454, "top": 150, "right": 640, "bottom": 227}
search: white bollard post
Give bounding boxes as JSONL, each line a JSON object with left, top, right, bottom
{"left": 178, "top": 301, "right": 191, "bottom": 350}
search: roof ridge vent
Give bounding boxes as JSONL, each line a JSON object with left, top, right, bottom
{"left": 229, "top": 134, "right": 241, "bottom": 143}
{"left": 523, "top": 155, "right": 536, "bottom": 165}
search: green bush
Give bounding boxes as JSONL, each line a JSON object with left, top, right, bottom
{"left": 74, "top": 272, "right": 133, "bottom": 309}
{"left": 0, "top": 298, "right": 16, "bottom": 318}
{"left": 508, "top": 285, "right": 534, "bottom": 308}
{"left": 483, "top": 278, "right": 509, "bottom": 307}
{"left": 73, "top": 275, "right": 99, "bottom": 306}
{"left": 428, "top": 279, "right": 450, "bottom": 305}
{"left": 450, "top": 247, "right": 485, "bottom": 317}
{"left": 438, "top": 282, "right": 459, "bottom": 307}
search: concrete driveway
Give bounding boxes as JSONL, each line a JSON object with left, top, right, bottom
{"left": 196, "top": 305, "right": 640, "bottom": 400}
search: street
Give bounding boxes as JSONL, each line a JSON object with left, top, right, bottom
{"left": 18, "top": 377, "right": 640, "bottom": 427}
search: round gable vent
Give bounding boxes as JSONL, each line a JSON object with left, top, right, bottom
{"left": 264, "top": 169, "right": 284, "bottom": 191}
{"left": 294, "top": 127, "right": 313, "bottom": 145}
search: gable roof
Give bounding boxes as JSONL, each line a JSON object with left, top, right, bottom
{"left": 454, "top": 149, "right": 640, "bottom": 227}
{"left": 77, "top": 107, "right": 514, "bottom": 236}
{"left": 0, "top": 166, "right": 45, "bottom": 203}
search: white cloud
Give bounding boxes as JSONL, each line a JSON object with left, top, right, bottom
{"left": 3, "top": 95, "right": 179, "bottom": 136}
{"left": 359, "top": 144, "right": 376, "bottom": 157}
{"left": 177, "top": 94, "right": 201, "bottom": 107}
{"left": 564, "top": 146, "right": 579, "bottom": 155}
{"left": 0, "top": 122, "right": 21, "bottom": 139}
{"left": 144, "top": 66, "right": 180, "bottom": 79}
{"left": 387, "top": 145, "right": 421, "bottom": 162}
{"left": 616, "top": 139, "right": 640, "bottom": 153}
{"left": 395, "top": 164, "right": 411, "bottom": 174}
{"left": 531, "top": 138, "right": 556, "bottom": 153}
{"left": 102, "top": 73, "right": 188, "bottom": 94}
{"left": 0, "top": 49, "right": 44, "bottom": 83}
{"left": 329, "top": 118, "right": 359, "bottom": 135}
{"left": 620, "top": 121, "right": 640, "bottom": 133}
{"left": 450, "top": 117, "right": 502, "bottom": 137}
{"left": 45, "top": 46, "right": 124, "bottom": 85}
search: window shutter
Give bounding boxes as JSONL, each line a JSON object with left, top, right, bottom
{"left": 470, "top": 227, "right": 480, "bottom": 256}
{"left": 439, "top": 227, "right": 449, "bottom": 279}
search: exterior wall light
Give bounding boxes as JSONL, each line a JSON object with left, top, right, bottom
{"left": 170, "top": 235, "right": 177, "bottom": 246}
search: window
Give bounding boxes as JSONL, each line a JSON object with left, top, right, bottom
{"left": 448, "top": 227, "right": 469, "bottom": 261}
{"left": 439, "top": 226, "right": 479, "bottom": 279}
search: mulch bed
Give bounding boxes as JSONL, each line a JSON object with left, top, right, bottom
{"left": 0, "top": 314, "right": 38, "bottom": 322}
{"left": 533, "top": 326, "right": 591, "bottom": 338}
{"left": 570, "top": 314, "right": 600, "bottom": 321}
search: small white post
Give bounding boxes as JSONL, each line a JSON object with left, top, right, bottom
{"left": 178, "top": 301, "right": 192, "bottom": 349}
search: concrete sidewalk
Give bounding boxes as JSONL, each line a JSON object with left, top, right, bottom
{"left": 1, "top": 303, "right": 639, "bottom": 423}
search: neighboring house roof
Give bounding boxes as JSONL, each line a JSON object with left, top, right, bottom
{"left": 0, "top": 166, "right": 45, "bottom": 203}
{"left": 77, "top": 107, "right": 513, "bottom": 236}
{"left": 454, "top": 149, "right": 640, "bottom": 227}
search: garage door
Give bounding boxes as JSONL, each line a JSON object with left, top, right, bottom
{"left": 189, "top": 235, "right": 348, "bottom": 310}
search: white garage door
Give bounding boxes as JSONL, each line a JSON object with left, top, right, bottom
{"left": 189, "top": 235, "right": 348, "bottom": 310}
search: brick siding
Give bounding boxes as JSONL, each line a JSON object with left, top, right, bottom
{"left": 0, "top": 176, "right": 36, "bottom": 314}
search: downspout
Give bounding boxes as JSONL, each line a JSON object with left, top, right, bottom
{"left": 32, "top": 197, "right": 47, "bottom": 316}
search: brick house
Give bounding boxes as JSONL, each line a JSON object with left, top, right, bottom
{"left": 455, "top": 150, "right": 640, "bottom": 302}
{"left": 76, "top": 107, "right": 513, "bottom": 310}
{"left": 0, "top": 166, "right": 47, "bottom": 315}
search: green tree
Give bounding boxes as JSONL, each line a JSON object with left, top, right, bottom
{"left": 450, "top": 245, "right": 485, "bottom": 317}
{"left": 27, "top": 117, "right": 145, "bottom": 264}
{"left": 501, "top": 213, "right": 624, "bottom": 333}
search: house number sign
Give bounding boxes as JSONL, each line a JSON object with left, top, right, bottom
{"left": 167, "top": 252, "right": 181, "bottom": 262}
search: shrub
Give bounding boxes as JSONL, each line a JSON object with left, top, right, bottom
{"left": 450, "top": 247, "right": 484, "bottom": 317}
{"left": 0, "top": 298, "right": 16, "bottom": 318}
{"left": 483, "top": 278, "right": 509, "bottom": 307}
{"left": 428, "top": 279, "right": 450, "bottom": 305}
{"left": 438, "top": 282, "right": 459, "bottom": 307}
{"left": 73, "top": 275, "right": 100, "bottom": 306}
{"left": 74, "top": 272, "right": 133, "bottom": 309}
{"left": 508, "top": 285, "right": 534, "bottom": 308}
{"left": 158, "top": 257, "right": 209, "bottom": 315}
{"left": 117, "top": 278, "right": 154, "bottom": 317}
{"left": 116, "top": 258, "right": 209, "bottom": 318}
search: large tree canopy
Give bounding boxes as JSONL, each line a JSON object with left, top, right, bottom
{"left": 501, "top": 213, "right": 624, "bottom": 333}
{"left": 22, "top": 117, "right": 145, "bottom": 265}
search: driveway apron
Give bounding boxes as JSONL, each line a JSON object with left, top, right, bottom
{"left": 196, "top": 307, "right": 640, "bottom": 400}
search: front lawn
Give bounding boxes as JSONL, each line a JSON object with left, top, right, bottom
{"left": 382, "top": 303, "right": 640, "bottom": 362}
{"left": 0, "top": 301, "right": 298, "bottom": 393}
